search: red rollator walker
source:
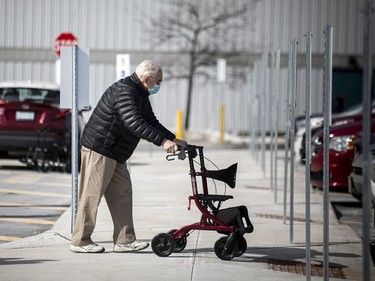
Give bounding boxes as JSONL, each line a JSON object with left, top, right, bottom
{"left": 151, "top": 145, "right": 254, "bottom": 260}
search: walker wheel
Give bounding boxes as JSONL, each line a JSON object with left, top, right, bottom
{"left": 151, "top": 233, "right": 175, "bottom": 257}
{"left": 214, "top": 236, "right": 238, "bottom": 260}
{"left": 235, "top": 236, "right": 247, "bottom": 257}
{"left": 168, "top": 229, "right": 187, "bottom": 253}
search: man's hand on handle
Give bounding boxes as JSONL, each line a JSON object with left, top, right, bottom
{"left": 173, "top": 138, "right": 188, "bottom": 148}
{"left": 162, "top": 138, "right": 187, "bottom": 154}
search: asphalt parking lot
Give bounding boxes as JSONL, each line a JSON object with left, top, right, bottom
{"left": 0, "top": 159, "right": 70, "bottom": 243}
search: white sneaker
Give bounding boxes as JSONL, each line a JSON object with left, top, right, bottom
{"left": 70, "top": 243, "right": 105, "bottom": 253}
{"left": 113, "top": 240, "right": 149, "bottom": 252}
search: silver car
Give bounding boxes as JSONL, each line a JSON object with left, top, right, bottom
{"left": 348, "top": 142, "right": 375, "bottom": 202}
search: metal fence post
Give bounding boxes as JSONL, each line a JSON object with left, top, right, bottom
{"left": 251, "top": 70, "right": 257, "bottom": 158}
{"left": 270, "top": 52, "right": 275, "bottom": 192}
{"left": 71, "top": 45, "right": 79, "bottom": 233}
{"left": 304, "top": 30, "right": 313, "bottom": 281}
{"left": 249, "top": 70, "right": 254, "bottom": 155}
{"left": 261, "top": 54, "right": 267, "bottom": 177}
{"left": 253, "top": 69, "right": 257, "bottom": 158}
{"left": 361, "top": 1, "right": 374, "bottom": 280}
{"left": 256, "top": 62, "right": 261, "bottom": 162}
{"left": 323, "top": 25, "right": 333, "bottom": 281}
{"left": 289, "top": 39, "right": 298, "bottom": 244}
{"left": 283, "top": 43, "right": 292, "bottom": 224}
{"left": 274, "top": 49, "right": 280, "bottom": 204}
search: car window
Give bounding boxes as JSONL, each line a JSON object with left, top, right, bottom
{"left": 0, "top": 87, "right": 60, "bottom": 104}
{"left": 0, "top": 88, "right": 20, "bottom": 102}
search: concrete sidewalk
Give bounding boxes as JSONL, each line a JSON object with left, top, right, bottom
{"left": 0, "top": 140, "right": 372, "bottom": 281}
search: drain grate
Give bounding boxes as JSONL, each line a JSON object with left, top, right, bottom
{"left": 245, "top": 185, "right": 269, "bottom": 190}
{"left": 268, "top": 259, "right": 346, "bottom": 279}
{"left": 256, "top": 213, "right": 312, "bottom": 222}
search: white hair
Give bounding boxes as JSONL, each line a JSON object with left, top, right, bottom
{"left": 135, "top": 60, "right": 162, "bottom": 80}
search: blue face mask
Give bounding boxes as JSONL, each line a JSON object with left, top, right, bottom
{"left": 149, "top": 84, "right": 160, "bottom": 95}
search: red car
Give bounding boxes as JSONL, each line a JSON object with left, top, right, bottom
{"left": 0, "top": 81, "right": 84, "bottom": 171}
{"left": 310, "top": 118, "right": 375, "bottom": 191}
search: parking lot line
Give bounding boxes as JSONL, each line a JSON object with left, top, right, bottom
{"left": 2, "top": 175, "right": 43, "bottom": 184}
{"left": 42, "top": 182, "right": 70, "bottom": 187}
{"left": 0, "top": 235, "right": 21, "bottom": 241}
{"left": 0, "top": 202, "right": 68, "bottom": 211}
{"left": 0, "top": 218, "right": 55, "bottom": 225}
{"left": 0, "top": 188, "right": 70, "bottom": 198}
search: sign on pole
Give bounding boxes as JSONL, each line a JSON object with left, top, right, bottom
{"left": 54, "top": 32, "right": 79, "bottom": 84}
{"left": 54, "top": 32, "right": 79, "bottom": 58}
{"left": 116, "top": 54, "right": 131, "bottom": 81}
{"left": 217, "top": 58, "right": 226, "bottom": 82}
{"left": 60, "top": 47, "right": 90, "bottom": 110}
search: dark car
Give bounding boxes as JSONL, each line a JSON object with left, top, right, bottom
{"left": 0, "top": 81, "right": 85, "bottom": 171}
{"left": 310, "top": 119, "right": 375, "bottom": 191}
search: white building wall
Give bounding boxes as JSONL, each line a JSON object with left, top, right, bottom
{"left": 0, "top": 0, "right": 371, "bottom": 134}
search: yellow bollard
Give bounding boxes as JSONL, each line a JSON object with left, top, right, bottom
{"left": 176, "top": 110, "right": 184, "bottom": 139}
{"left": 220, "top": 104, "right": 225, "bottom": 144}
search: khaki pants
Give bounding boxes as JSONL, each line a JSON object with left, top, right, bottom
{"left": 71, "top": 146, "right": 136, "bottom": 246}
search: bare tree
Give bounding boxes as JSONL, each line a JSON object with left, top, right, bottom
{"left": 149, "top": 0, "right": 258, "bottom": 130}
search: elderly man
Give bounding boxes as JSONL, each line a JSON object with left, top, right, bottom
{"left": 70, "top": 59, "right": 186, "bottom": 253}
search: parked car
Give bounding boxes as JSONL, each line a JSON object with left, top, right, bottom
{"left": 295, "top": 101, "right": 375, "bottom": 135}
{"left": 348, "top": 138, "right": 375, "bottom": 201}
{"left": 310, "top": 119, "right": 375, "bottom": 191}
{"left": 0, "top": 81, "right": 85, "bottom": 172}
{"left": 348, "top": 138, "right": 375, "bottom": 265}
{"left": 299, "top": 112, "right": 375, "bottom": 163}
{"left": 297, "top": 101, "right": 375, "bottom": 163}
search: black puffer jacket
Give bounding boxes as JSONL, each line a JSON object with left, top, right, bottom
{"left": 81, "top": 73, "right": 175, "bottom": 163}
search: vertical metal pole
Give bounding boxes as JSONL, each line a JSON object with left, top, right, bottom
{"left": 250, "top": 69, "right": 255, "bottom": 156}
{"left": 305, "top": 30, "right": 313, "bottom": 281}
{"left": 274, "top": 49, "right": 280, "bottom": 204}
{"left": 220, "top": 76, "right": 225, "bottom": 144}
{"left": 270, "top": 52, "right": 275, "bottom": 192}
{"left": 254, "top": 69, "right": 258, "bottom": 158}
{"left": 290, "top": 39, "right": 298, "bottom": 244}
{"left": 71, "top": 45, "right": 79, "bottom": 233}
{"left": 323, "top": 25, "right": 333, "bottom": 281}
{"left": 261, "top": 54, "right": 267, "bottom": 177}
{"left": 284, "top": 44, "right": 292, "bottom": 224}
{"left": 361, "top": 2, "right": 373, "bottom": 280}
{"left": 249, "top": 70, "right": 253, "bottom": 155}
{"left": 254, "top": 64, "right": 258, "bottom": 160}
{"left": 257, "top": 62, "right": 261, "bottom": 162}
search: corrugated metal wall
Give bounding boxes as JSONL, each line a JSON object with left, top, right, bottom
{"left": 258, "top": 0, "right": 366, "bottom": 54}
{"left": 0, "top": 0, "right": 370, "bottom": 134}
{"left": 0, "top": 0, "right": 367, "bottom": 52}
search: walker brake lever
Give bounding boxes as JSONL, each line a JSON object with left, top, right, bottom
{"left": 166, "top": 146, "right": 187, "bottom": 161}
{"left": 177, "top": 148, "right": 186, "bottom": 160}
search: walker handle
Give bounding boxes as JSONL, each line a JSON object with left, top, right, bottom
{"left": 166, "top": 145, "right": 201, "bottom": 161}
{"left": 166, "top": 146, "right": 188, "bottom": 161}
